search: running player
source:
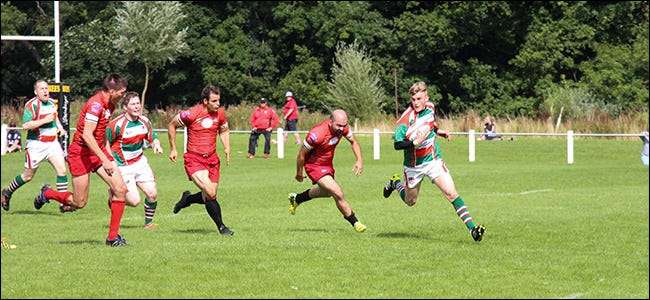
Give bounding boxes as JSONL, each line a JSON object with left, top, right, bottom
{"left": 288, "top": 109, "right": 367, "bottom": 233}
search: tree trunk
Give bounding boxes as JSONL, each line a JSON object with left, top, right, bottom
{"left": 141, "top": 64, "right": 149, "bottom": 108}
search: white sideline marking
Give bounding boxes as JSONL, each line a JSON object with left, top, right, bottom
{"left": 518, "top": 189, "right": 553, "bottom": 195}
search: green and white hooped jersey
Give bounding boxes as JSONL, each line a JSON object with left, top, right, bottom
{"left": 106, "top": 114, "right": 158, "bottom": 167}
{"left": 393, "top": 102, "right": 441, "bottom": 167}
{"left": 22, "top": 97, "right": 58, "bottom": 142}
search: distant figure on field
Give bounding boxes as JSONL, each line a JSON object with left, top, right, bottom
{"left": 6, "top": 123, "right": 22, "bottom": 153}
{"left": 282, "top": 91, "right": 301, "bottom": 145}
{"left": 480, "top": 116, "right": 503, "bottom": 141}
{"left": 248, "top": 97, "right": 279, "bottom": 159}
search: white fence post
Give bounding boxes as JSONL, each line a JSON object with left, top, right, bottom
{"left": 373, "top": 128, "right": 380, "bottom": 160}
{"left": 1, "top": 124, "right": 7, "bottom": 156}
{"left": 277, "top": 128, "right": 284, "bottom": 159}
{"left": 468, "top": 129, "right": 475, "bottom": 162}
{"left": 567, "top": 130, "right": 574, "bottom": 164}
{"left": 183, "top": 127, "right": 188, "bottom": 154}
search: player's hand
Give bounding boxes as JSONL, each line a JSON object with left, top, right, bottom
{"left": 352, "top": 161, "right": 363, "bottom": 176}
{"left": 438, "top": 130, "right": 451, "bottom": 141}
{"left": 295, "top": 173, "right": 304, "bottom": 182}
{"left": 57, "top": 128, "right": 67, "bottom": 138}
{"left": 224, "top": 150, "right": 231, "bottom": 166}
{"left": 169, "top": 149, "right": 177, "bottom": 162}
{"left": 102, "top": 160, "right": 114, "bottom": 176}
{"left": 42, "top": 113, "right": 56, "bottom": 124}
{"left": 265, "top": 128, "right": 272, "bottom": 132}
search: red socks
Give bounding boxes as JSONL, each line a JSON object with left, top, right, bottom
{"left": 43, "top": 189, "right": 72, "bottom": 205}
{"left": 108, "top": 200, "right": 125, "bottom": 240}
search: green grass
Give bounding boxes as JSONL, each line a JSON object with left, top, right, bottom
{"left": 1, "top": 134, "right": 648, "bottom": 298}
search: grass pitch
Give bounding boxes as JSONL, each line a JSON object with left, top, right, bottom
{"left": 1, "top": 134, "right": 648, "bottom": 298}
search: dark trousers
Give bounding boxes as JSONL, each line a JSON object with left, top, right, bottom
{"left": 248, "top": 130, "right": 272, "bottom": 155}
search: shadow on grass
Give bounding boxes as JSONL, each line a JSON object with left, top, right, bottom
{"left": 174, "top": 228, "right": 215, "bottom": 235}
{"left": 289, "top": 228, "right": 329, "bottom": 233}
{"left": 58, "top": 240, "right": 103, "bottom": 245}
{"left": 11, "top": 210, "right": 60, "bottom": 216}
{"left": 375, "top": 232, "right": 430, "bottom": 240}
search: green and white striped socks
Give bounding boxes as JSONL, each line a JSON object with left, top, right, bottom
{"left": 144, "top": 198, "right": 157, "bottom": 225}
{"left": 451, "top": 196, "right": 476, "bottom": 230}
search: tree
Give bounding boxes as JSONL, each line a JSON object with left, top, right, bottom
{"left": 326, "top": 40, "right": 389, "bottom": 121}
{"left": 114, "top": 1, "right": 188, "bottom": 107}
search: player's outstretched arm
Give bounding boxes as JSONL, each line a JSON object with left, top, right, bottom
{"left": 295, "top": 146, "right": 308, "bottom": 182}
{"left": 219, "top": 123, "right": 231, "bottom": 166}
{"left": 168, "top": 114, "right": 182, "bottom": 162}
{"left": 346, "top": 136, "right": 363, "bottom": 176}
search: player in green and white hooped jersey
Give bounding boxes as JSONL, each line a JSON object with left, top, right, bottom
{"left": 383, "top": 81, "right": 485, "bottom": 242}
{"left": 106, "top": 92, "right": 163, "bottom": 229}
{"left": 1, "top": 80, "right": 69, "bottom": 211}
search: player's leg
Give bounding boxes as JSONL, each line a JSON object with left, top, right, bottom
{"left": 123, "top": 175, "right": 141, "bottom": 207}
{"left": 383, "top": 168, "right": 422, "bottom": 206}
{"left": 432, "top": 168, "right": 485, "bottom": 242}
{"left": 1, "top": 167, "right": 35, "bottom": 211}
{"left": 96, "top": 163, "right": 129, "bottom": 246}
{"left": 47, "top": 149, "right": 70, "bottom": 210}
{"left": 248, "top": 131, "right": 259, "bottom": 158}
{"left": 262, "top": 131, "right": 271, "bottom": 158}
{"left": 316, "top": 176, "right": 366, "bottom": 232}
{"left": 137, "top": 181, "right": 157, "bottom": 228}
{"left": 189, "top": 170, "right": 233, "bottom": 235}
{"left": 288, "top": 184, "right": 330, "bottom": 215}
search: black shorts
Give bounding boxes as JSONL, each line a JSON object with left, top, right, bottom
{"left": 285, "top": 119, "right": 298, "bottom": 131}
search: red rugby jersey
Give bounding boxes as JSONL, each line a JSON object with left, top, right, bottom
{"left": 303, "top": 119, "right": 352, "bottom": 166}
{"left": 71, "top": 91, "right": 114, "bottom": 149}
{"left": 177, "top": 104, "right": 227, "bottom": 155}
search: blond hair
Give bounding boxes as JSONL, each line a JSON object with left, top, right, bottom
{"left": 409, "top": 81, "right": 427, "bottom": 95}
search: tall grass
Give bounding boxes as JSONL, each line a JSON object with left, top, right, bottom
{"left": 2, "top": 101, "right": 647, "bottom": 135}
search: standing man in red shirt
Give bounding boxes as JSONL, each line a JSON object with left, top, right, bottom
{"left": 35, "top": 74, "right": 130, "bottom": 247}
{"left": 288, "top": 109, "right": 367, "bottom": 232}
{"left": 168, "top": 85, "right": 234, "bottom": 236}
{"left": 248, "top": 97, "right": 279, "bottom": 159}
{"left": 282, "top": 91, "right": 301, "bottom": 145}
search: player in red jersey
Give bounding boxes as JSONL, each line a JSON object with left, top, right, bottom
{"left": 168, "top": 85, "right": 234, "bottom": 236}
{"left": 34, "top": 74, "right": 130, "bottom": 247}
{"left": 288, "top": 109, "right": 367, "bottom": 232}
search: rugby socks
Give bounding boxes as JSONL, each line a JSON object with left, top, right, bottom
{"left": 295, "top": 189, "right": 312, "bottom": 204}
{"left": 43, "top": 188, "right": 72, "bottom": 205}
{"left": 108, "top": 200, "right": 126, "bottom": 240}
{"left": 204, "top": 200, "right": 225, "bottom": 228}
{"left": 6, "top": 175, "right": 26, "bottom": 195}
{"left": 394, "top": 180, "right": 406, "bottom": 201}
{"left": 187, "top": 191, "right": 205, "bottom": 205}
{"left": 56, "top": 175, "right": 68, "bottom": 192}
{"left": 144, "top": 198, "right": 157, "bottom": 225}
{"left": 451, "top": 196, "right": 476, "bottom": 230}
{"left": 343, "top": 212, "right": 359, "bottom": 226}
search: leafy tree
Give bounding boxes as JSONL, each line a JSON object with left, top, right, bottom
{"left": 326, "top": 40, "right": 389, "bottom": 121}
{"left": 114, "top": 1, "right": 189, "bottom": 107}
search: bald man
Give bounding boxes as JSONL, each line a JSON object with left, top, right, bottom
{"left": 288, "top": 109, "right": 367, "bottom": 232}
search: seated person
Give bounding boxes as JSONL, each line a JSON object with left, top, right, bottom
{"left": 480, "top": 116, "right": 503, "bottom": 141}
{"left": 6, "top": 123, "right": 22, "bottom": 153}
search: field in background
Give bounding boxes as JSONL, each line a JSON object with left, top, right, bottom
{"left": 1, "top": 101, "right": 648, "bottom": 135}
{"left": 1, "top": 134, "right": 648, "bottom": 298}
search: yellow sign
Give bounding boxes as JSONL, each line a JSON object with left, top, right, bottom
{"left": 47, "top": 84, "right": 71, "bottom": 93}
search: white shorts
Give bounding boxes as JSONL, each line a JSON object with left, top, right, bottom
{"left": 24, "top": 140, "right": 64, "bottom": 169}
{"left": 118, "top": 156, "right": 156, "bottom": 194}
{"left": 403, "top": 158, "right": 449, "bottom": 189}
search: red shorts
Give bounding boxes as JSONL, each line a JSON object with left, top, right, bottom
{"left": 305, "top": 163, "right": 335, "bottom": 184}
{"left": 67, "top": 143, "right": 113, "bottom": 177}
{"left": 184, "top": 151, "right": 220, "bottom": 183}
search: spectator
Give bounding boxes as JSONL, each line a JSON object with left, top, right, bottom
{"left": 480, "top": 116, "right": 503, "bottom": 141}
{"left": 248, "top": 98, "right": 279, "bottom": 159}
{"left": 641, "top": 131, "right": 649, "bottom": 167}
{"left": 282, "top": 91, "right": 301, "bottom": 145}
{"left": 6, "top": 123, "right": 22, "bottom": 153}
